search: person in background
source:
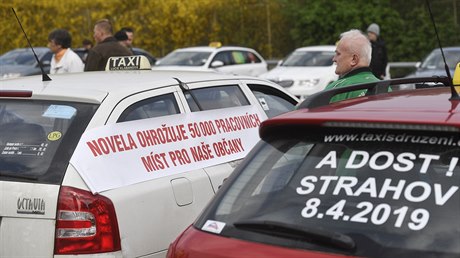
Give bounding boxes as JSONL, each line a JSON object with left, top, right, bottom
{"left": 323, "top": 29, "right": 379, "bottom": 103}
{"left": 84, "top": 19, "right": 133, "bottom": 71}
{"left": 82, "top": 39, "right": 93, "bottom": 50}
{"left": 47, "top": 29, "right": 84, "bottom": 74}
{"left": 367, "top": 23, "right": 388, "bottom": 79}
{"left": 80, "top": 39, "right": 93, "bottom": 63}
{"left": 114, "top": 30, "right": 130, "bottom": 49}
{"left": 120, "top": 27, "right": 134, "bottom": 48}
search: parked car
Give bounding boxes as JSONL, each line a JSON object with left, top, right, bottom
{"left": 0, "top": 47, "right": 52, "bottom": 79}
{"left": 167, "top": 74, "right": 460, "bottom": 257}
{"left": 259, "top": 45, "right": 338, "bottom": 100}
{"left": 406, "top": 46, "right": 460, "bottom": 78}
{"left": 153, "top": 45, "right": 268, "bottom": 77}
{"left": 0, "top": 56, "right": 298, "bottom": 258}
{"left": 131, "top": 47, "right": 157, "bottom": 65}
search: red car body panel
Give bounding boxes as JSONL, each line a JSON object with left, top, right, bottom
{"left": 168, "top": 225, "right": 360, "bottom": 258}
{"left": 261, "top": 88, "right": 460, "bottom": 137}
{"left": 168, "top": 87, "right": 460, "bottom": 258}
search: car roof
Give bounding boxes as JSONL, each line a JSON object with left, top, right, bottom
{"left": 2, "top": 47, "right": 50, "bottom": 53}
{"left": 0, "top": 70, "right": 259, "bottom": 103}
{"left": 1, "top": 47, "right": 50, "bottom": 57}
{"left": 131, "top": 47, "right": 150, "bottom": 54}
{"left": 260, "top": 87, "right": 460, "bottom": 137}
{"left": 430, "top": 46, "right": 460, "bottom": 52}
{"left": 174, "top": 46, "right": 261, "bottom": 53}
{"left": 294, "top": 45, "right": 336, "bottom": 52}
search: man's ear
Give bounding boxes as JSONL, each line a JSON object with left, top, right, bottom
{"left": 351, "top": 54, "right": 359, "bottom": 66}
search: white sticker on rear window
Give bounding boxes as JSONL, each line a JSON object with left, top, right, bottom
{"left": 43, "top": 105, "right": 76, "bottom": 119}
{"left": 202, "top": 220, "right": 226, "bottom": 234}
{"left": 258, "top": 97, "right": 269, "bottom": 110}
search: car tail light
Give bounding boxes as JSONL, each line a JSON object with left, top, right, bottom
{"left": 54, "top": 186, "right": 121, "bottom": 254}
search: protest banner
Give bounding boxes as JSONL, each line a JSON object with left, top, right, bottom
{"left": 70, "top": 105, "right": 264, "bottom": 193}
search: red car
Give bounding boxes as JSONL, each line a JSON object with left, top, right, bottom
{"left": 167, "top": 75, "right": 460, "bottom": 258}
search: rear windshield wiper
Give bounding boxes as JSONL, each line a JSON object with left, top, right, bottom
{"left": 234, "top": 220, "right": 355, "bottom": 251}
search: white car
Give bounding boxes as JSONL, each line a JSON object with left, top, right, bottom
{"left": 153, "top": 46, "right": 268, "bottom": 77}
{"left": 259, "top": 45, "right": 338, "bottom": 100}
{"left": 0, "top": 56, "right": 298, "bottom": 258}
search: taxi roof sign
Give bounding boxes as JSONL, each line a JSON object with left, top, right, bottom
{"left": 105, "top": 55, "right": 151, "bottom": 71}
{"left": 209, "top": 41, "right": 222, "bottom": 48}
{"left": 454, "top": 62, "right": 460, "bottom": 93}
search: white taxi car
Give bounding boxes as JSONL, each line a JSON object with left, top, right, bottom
{"left": 259, "top": 45, "right": 338, "bottom": 100}
{"left": 0, "top": 56, "right": 298, "bottom": 258}
{"left": 153, "top": 45, "right": 268, "bottom": 77}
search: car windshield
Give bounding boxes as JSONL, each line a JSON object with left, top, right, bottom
{"left": 199, "top": 127, "right": 460, "bottom": 257}
{"left": 420, "top": 49, "right": 460, "bottom": 70}
{"left": 0, "top": 100, "right": 97, "bottom": 184}
{"left": 156, "top": 51, "right": 211, "bottom": 66}
{"left": 0, "top": 50, "right": 45, "bottom": 65}
{"left": 281, "top": 51, "right": 334, "bottom": 67}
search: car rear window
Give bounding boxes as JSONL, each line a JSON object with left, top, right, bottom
{"left": 0, "top": 100, "right": 97, "bottom": 184}
{"left": 197, "top": 127, "right": 460, "bottom": 257}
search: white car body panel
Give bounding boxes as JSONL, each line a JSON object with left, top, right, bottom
{"left": 260, "top": 66, "right": 337, "bottom": 97}
{"left": 0, "top": 182, "right": 58, "bottom": 257}
{"left": 260, "top": 45, "right": 338, "bottom": 100}
{"left": 102, "top": 168, "right": 214, "bottom": 258}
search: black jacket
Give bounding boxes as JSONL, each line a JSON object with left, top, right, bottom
{"left": 84, "top": 37, "right": 133, "bottom": 71}
{"left": 369, "top": 38, "right": 388, "bottom": 79}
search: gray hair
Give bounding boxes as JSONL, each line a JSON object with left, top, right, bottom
{"left": 339, "top": 29, "right": 372, "bottom": 65}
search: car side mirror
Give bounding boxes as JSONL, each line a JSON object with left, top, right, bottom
{"left": 415, "top": 61, "right": 421, "bottom": 68}
{"left": 277, "top": 59, "right": 283, "bottom": 66}
{"left": 210, "top": 60, "right": 224, "bottom": 68}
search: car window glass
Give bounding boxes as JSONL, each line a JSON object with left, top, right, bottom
{"left": 117, "top": 93, "right": 180, "bottom": 122}
{"left": 282, "top": 51, "right": 334, "bottom": 67}
{"left": 185, "top": 85, "right": 250, "bottom": 111}
{"left": 201, "top": 127, "right": 460, "bottom": 256}
{"left": 232, "top": 51, "right": 246, "bottom": 64}
{"left": 212, "top": 51, "right": 232, "bottom": 66}
{"left": 156, "top": 51, "right": 211, "bottom": 66}
{"left": 1, "top": 51, "right": 35, "bottom": 65}
{"left": 245, "top": 51, "right": 261, "bottom": 63}
{"left": 445, "top": 51, "right": 460, "bottom": 69}
{"left": 0, "top": 100, "right": 97, "bottom": 184}
{"left": 248, "top": 84, "right": 297, "bottom": 118}
{"left": 421, "top": 50, "right": 441, "bottom": 69}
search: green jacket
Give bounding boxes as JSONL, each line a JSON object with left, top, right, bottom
{"left": 324, "top": 67, "right": 380, "bottom": 103}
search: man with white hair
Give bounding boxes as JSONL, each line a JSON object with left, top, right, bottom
{"left": 324, "top": 29, "right": 379, "bottom": 103}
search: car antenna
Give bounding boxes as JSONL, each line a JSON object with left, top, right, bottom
{"left": 172, "top": 77, "right": 203, "bottom": 111}
{"left": 426, "top": 0, "right": 458, "bottom": 99}
{"left": 11, "top": 7, "right": 51, "bottom": 82}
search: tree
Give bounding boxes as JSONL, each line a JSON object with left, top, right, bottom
{"left": 1, "top": 0, "right": 459, "bottom": 67}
